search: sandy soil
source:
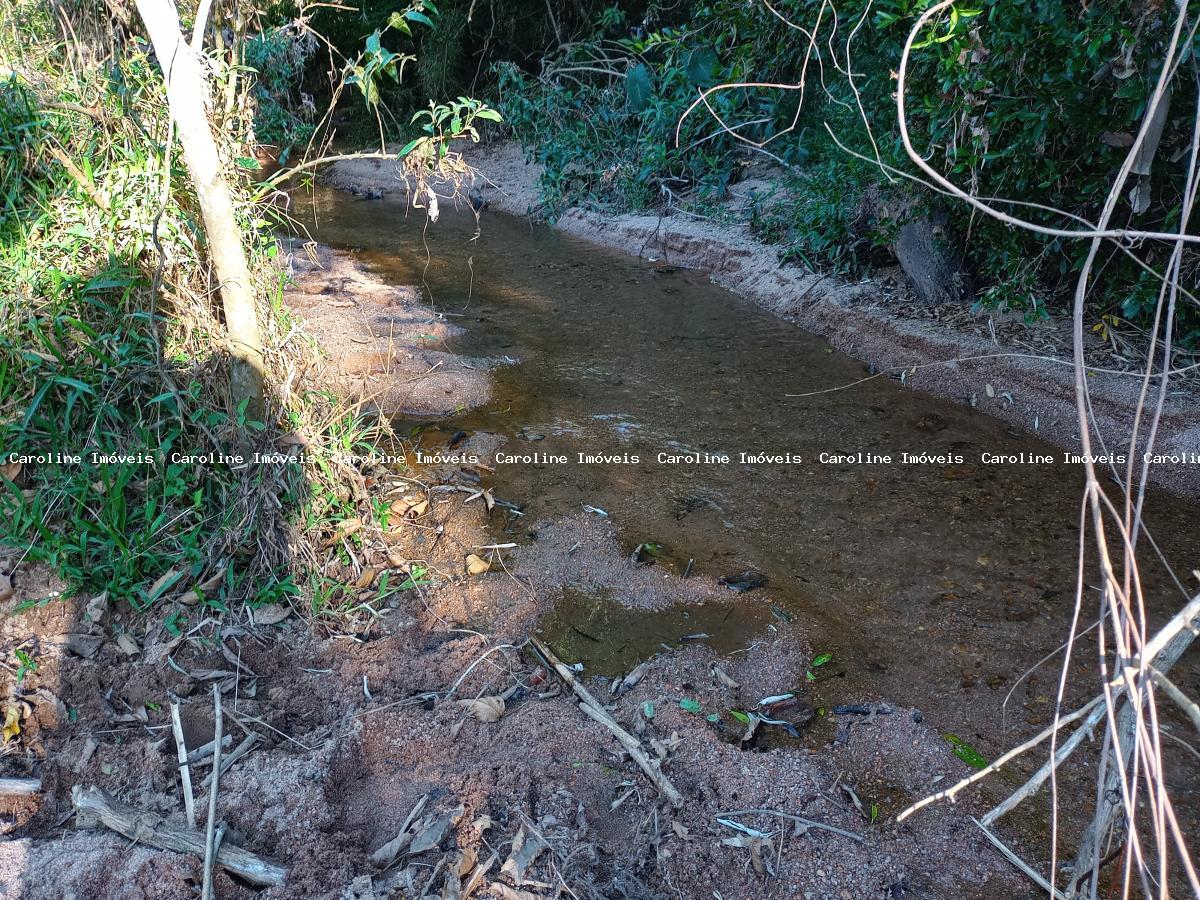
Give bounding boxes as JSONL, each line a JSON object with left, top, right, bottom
{"left": 326, "top": 143, "right": 1200, "bottom": 499}
{"left": 277, "top": 238, "right": 492, "bottom": 417}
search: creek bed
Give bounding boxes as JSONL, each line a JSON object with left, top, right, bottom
{"left": 293, "top": 189, "right": 1200, "bottom": 757}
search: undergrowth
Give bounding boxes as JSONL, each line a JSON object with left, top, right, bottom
{"left": 492, "top": 0, "right": 1200, "bottom": 343}
{"left": 0, "top": 2, "right": 393, "bottom": 621}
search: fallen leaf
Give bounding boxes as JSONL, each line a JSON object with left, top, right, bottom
{"left": 672, "top": 821, "right": 690, "bottom": 839}
{"left": 83, "top": 591, "right": 108, "bottom": 627}
{"left": 0, "top": 573, "right": 12, "bottom": 604}
{"left": 409, "top": 805, "right": 464, "bottom": 854}
{"left": 465, "top": 554, "right": 491, "bottom": 576}
{"left": 65, "top": 633, "right": 104, "bottom": 659}
{"left": 145, "top": 568, "right": 182, "bottom": 603}
{"left": 711, "top": 665, "right": 740, "bottom": 689}
{"left": 456, "top": 696, "right": 505, "bottom": 722}
{"left": 355, "top": 567, "right": 377, "bottom": 589}
{"left": 114, "top": 632, "right": 140, "bottom": 656}
{"left": 253, "top": 604, "right": 291, "bottom": 625}
{"left": 500, "top": 823, "right": 549, "bottom": 886}
{"left": 2, "top": 704, "right": 21, "bottom": 742}
{"left": 0, "top": 461, "right": 21, "bottom": 482}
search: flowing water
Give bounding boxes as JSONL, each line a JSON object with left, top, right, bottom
{"left": 294, "top": 190, "right": 1199, "bottom": 750}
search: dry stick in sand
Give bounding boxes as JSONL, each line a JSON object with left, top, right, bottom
{"left": 201, "top": 685, "right": 222, "bottom": 900}
{"left": 200, "top": 733, "right": 259, "bottom": 789}
{"left": 71, "top": 785, "right": 285, "bottom": 886}
{"left": 530, "top": 637, "right": 684, "bottom": 809}
{"left": 169, "top": 702, "right": 196, "bottom": 828}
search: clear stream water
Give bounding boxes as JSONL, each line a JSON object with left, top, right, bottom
{"left": 294, "top": 189, "right": 1198, "bottom": 756}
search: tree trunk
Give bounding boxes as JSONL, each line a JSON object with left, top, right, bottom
{"left": 134, "top": 0, "right": 266, "bottom": 423}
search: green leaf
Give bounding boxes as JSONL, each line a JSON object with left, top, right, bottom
{"left": 729, "top": 709, "right": 750, "bottom": 724}
{"left": 684, "top": 47, "right": 720, "bottom": 86}
{"left": 405, "top": 9, "right": 435, "bottom": 28}
{"left": 626, "top": 63, "right": 652, "bottom": 112}
{"left": 679, "top": 698, "right": 701, "bottom": 714}
{"left": 943, "top": 733, "right": 988, "bottom": 770}
{"left": 642, "top": 701, "right": 655, "bottom": 719}
{"left": 387, "top": 12, "right": 412, "bottom": 34}
{"left": 475, "top": 107, "right": 502, "bottom": 123}
{"left": 812, "top": 652, "right": 833, "bottom": 667}
{"left": 235, "top": 156, "right": 261, "bottom": 171}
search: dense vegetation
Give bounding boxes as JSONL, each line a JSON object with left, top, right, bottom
{"left": 0, "top": 2, "right": 392, "bottom": 615}
{"left": 348, "top": 0, "right": 1198, "bottom": 340}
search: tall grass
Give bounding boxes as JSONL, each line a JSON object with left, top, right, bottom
{"left": 0, "top": 2, "right": 379, "bottom": 619}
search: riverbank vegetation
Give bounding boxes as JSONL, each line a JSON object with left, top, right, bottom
{"left": 324, "top": 0, "right": 1198, "bottom": 343}
{"left": 0, "top": 0, "right": 478, "bottom": 618}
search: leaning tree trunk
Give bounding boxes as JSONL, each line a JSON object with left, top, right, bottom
{"left": 134, "top": 0, "right": 266, "bottom": 423}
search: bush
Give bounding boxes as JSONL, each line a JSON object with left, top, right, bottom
{"left": 494, "top": 0, "right": 1200, "bottom": 341}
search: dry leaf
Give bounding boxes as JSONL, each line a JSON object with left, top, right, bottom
{"left": 2, "top": 704, "right": 21, "bottom": 742}
{"left": 145, "top": 568, "right": 181, "bottom": 603}
{"left": 464, "top": 554, "right": 490, "bottom": 576}
{"left": 409, "top": 806, "right": 464, "bottom": 854}
{"left": 711, "top": 665, "right": 740, "bottom": 689}
{"left": 500, "top": 823, "right": 549, "bottom": 886}
{"left": 65, "top": 633, "right": 104, "bottom": 659}
{"left": 0, "top": 461, "right": 21, "bottom": 482}
{"left": 408, "top": 500, "right": 429, "bottom": 517}
{"left": 0, "top": 573, "right": 12, "bottom": 604}
{"left": 114, "top": 632, "right": 140, "bottom": 656}
{"left": 83, "top": 591, "right": 108, "bottom": 627}
{"left": 456, "top": 696, "right": 505, "bottom": 722}
{"left": 671, "top": 821, "right": 690, "bottom": 839}
{"left": 253, "top": 604, "right": 291, "bottom": 625}
{"left": 355, "top": 567, "right": 377, "bottom": 589}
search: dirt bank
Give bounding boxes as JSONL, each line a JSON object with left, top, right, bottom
{"left": 0, "top": 510, "right": 1027, "bottom": 900}
{"left": 326, "top": 143, "right": 1200, "bottom": 500}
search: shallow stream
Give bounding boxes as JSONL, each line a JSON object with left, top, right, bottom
{"left": 294, "top": 190, "right": 1198, "bottom": 751}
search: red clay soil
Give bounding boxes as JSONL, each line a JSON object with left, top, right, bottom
{"left": 0, "top": 506, "right": 1030, "bottom": 900}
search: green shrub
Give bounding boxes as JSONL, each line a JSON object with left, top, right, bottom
{"left": 495, "top": 0, "right": 1200, "bottom": 341}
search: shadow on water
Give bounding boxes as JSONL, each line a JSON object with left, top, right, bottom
{"left": 292, "top": 189, "right": 1199, "bottom": 751}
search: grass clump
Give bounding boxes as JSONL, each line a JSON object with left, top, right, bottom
{"left": 0, "top": 2, "right": 393, "bottom": 622}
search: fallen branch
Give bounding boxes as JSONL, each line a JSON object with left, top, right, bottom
{"left": 169, "top": 702, "right": 196, "bottom": 828}
{"left": 0, "top": 777, "right": 40, "bottom": 796}
{"left": 71, "top": 785, "right": 285, "bottom": 886}
{"left": 530, "top": 637, "right": 684, "bottom": 809}
{"left": 200, "top": 732, "right": 259, "bottom": 789}
{"left": 716, "top": 808, "right": 864, "bottom": 843}
{"left": 201, "top": 685, "right": 222, "bottom": 900}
